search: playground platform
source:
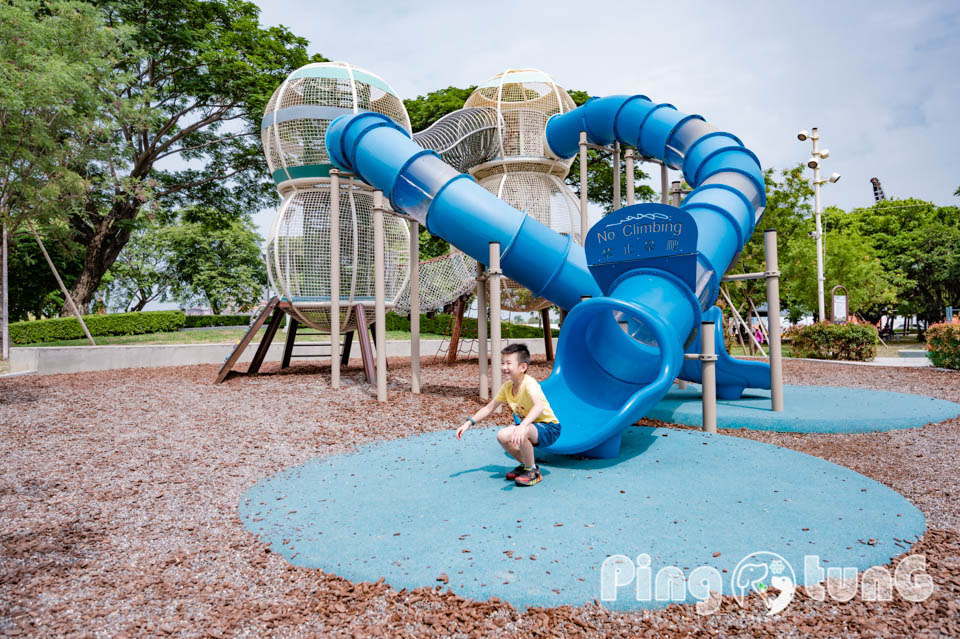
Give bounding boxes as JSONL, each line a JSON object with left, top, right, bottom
{"left": 240, "top": 425, "right": 926, "bottom": 611}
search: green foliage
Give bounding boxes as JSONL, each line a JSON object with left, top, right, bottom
{"left": 182, "top": 314, "right": 250, "bottom": 328}
{"left": 403, "top": 86, "right": 477, "bottom": 133}
{"left": 925, "top": 322, "right": 960, "bottom": 370}
{"left": 104, "top": 216, "right": 174, "bottom": 311}
{"left": 10, "top": 310, "right": 184, "bottom": 344}
{"left": 831, "top": 198, "right": 960, "bottom": 326}
{"left": 791, "top": 323, "right": 878, "bottom": 361}
{"left": 383, "top": 312, "right": 558, "bottom": 338}
{"left": 0, "top": 0, "right": 125, "bottom": 232}
{"left": 162, "top": 210, "right": 267, "bottom": 314}
{"left": 19, "top": 0, "right": 327, "bottom": 311}
{"left": 6, "top": 227, "right": 85, "bottom": 320}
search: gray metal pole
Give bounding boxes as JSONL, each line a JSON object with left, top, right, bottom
{"left": 28, "top": 221, "right": 95, "bottom": 345}
{"left": 701, "top": 321, "right": 717, "bottom": 433}
{"left": 330, "top": 170, "right": 341, "bottom": 389}
{"left": 489, "top": 242, "right": 502, "bottom": 395}
{"left": 765, "top": 229, "right": 784, "bottom": 412}
{"left": 612, "top": 141, "right": 621, "bottom": 211}
{"left": 409, "top": 220, "right": 420, "bottom": 394}
{"left": 812, "top": 128, "right": 825, "bottom": 320}
{"left": 373, "top": 190, "right": 387, "bottom": 402}
{"left": 477, "top": 262, "right": 488, "bottom": 399}
{"left": 579, "top": 131, "right": 588, "bottom": 246}
{"left": 1, "top": 219, "right": 8, "bottom": 361}
{"left": 624, "top": 148, "right": 635, "bottom": 207}
{"left": 660, "top": 164, "right": 669, "bottom": 205}
{"left": 670, "top": 180, "right": 688, "bottom": 391}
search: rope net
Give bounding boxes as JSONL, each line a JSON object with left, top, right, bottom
{"left": 266, "top": 181, "right": 410, "bottom": 333}
{"left": 262, "top": 61, "right": 411, "bottom": 188}
{"left": 393, "top": 250, "right": 477, "bottom": 315}
{"left": 462, "top": 69, "right": 581, "bottom": 312}
{"left": 412, "top": 107, "right": 503, "bottom": 173}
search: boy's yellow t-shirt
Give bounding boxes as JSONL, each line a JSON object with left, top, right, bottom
{"left": 494, "top": 374, "right": 560, "bottom": 424}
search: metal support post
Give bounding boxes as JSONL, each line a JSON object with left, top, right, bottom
{"left": 28, "top": 221, "right": 95, "bottom": 345}
{"left": 373, "top": 191, "right": 387, "bottom": 402}
{"left": 701, "top": 321, "right": 717, "bottom": 433}
{"left": 1, "top": 219, "right": 8, "bottom": 361}
{"left": 660, "top": 164, "right": 669, "bottom": 205}
{"left": 579, "top": 131, "right": 588, "bottom": 246}
{"left": 624, "top": 149, "right": 635, "bottom": 207}
{"left": 489, "top": 242, "right": 502, "bottom": 395}
{"left": 477, "top": 263, "right": 488, "bottom": 399}
{"left": 670, "top": 180, "right": 682, "bottom": 207}
{"left": 765, "top": 229, "right": 784, "bottom": 412}
{"left": 330, "top": 169, "right": 341, "bottom": 388}
{"left": 612, "top": 141, "right": 621, "bottom": 211}
{"left": 811, "top": 128, "right": 826, "bottom": 320}
{"left": 409, "top": 220, "right": 420, "bottom": 393}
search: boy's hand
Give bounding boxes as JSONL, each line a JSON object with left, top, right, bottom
{"left": 456, "top": 422, "right": 471, "bottom": 440}
{"left": 510, "top": 423, "right": 530, "bottom": 447}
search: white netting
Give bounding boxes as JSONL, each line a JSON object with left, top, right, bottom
{"left": 412, "top": 107, "right": 503, "bottom": 173}
{"left": 266, "top": 181, "right": 409, "bottom": 333}
{"left": 262, "top": 61, "right": 411, "bottom": 189}
{"left": 464, "top": 68, "right": 576, "bottom": 175}
{"left": 393, "top": 250, "right": 478, "bottom": 314}
{"left": 462, "top": 69, "right": 581, "bottom": 312}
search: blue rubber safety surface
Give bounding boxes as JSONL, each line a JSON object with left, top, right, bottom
{"left": 650, "top": 384, "right": 960, "bottom": 433}
{"left": 239, "top": 426, "right": 925, "bottom": 611}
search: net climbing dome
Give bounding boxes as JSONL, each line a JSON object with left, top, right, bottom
{"left": 464, "top": 69, "right": 582, "bottom": 312}
{"left": 260, "top": 62, "right": 412, "bottom": 332}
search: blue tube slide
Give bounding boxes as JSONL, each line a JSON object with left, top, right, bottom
{"left": 326, "top": 93, "right": 768, "bottom": 458}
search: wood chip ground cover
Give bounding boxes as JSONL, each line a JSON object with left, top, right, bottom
{"left": 1, "top": 358, "right": 958, "bottom": 638}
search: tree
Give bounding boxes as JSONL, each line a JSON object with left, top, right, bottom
{"left": 724, "top": 166, "right": 814, "bottom": 322}
{"left": 404, "top": 86, "right": 477, "bottom": 133}
{"left": 103, "top": 216, "right": 173, "bottom": 312}
{"left": 162, "top": 209, "right": 267, "bottom": 314}
{"left": 836, "top": 198, "right": 960, "bottom": 329}
{"left": 56, "top": 0, "right": 325, "bottom": 313}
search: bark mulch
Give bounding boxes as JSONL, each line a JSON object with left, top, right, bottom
{"left": 1, "top": 358, "right": 958, "bottom": 638}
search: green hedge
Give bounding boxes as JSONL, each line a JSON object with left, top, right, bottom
{"left": 925, "top": 323, "right": 960, "bottom": 370}
{"left": 791, "top": 322, "right": 878, "bottom": 361}
{"left": 10, "top": 310, "right": 185, "bottom": 344}
{"left": 385, "top": 312, "right": 558, "bottom": 338}
{"left": 183, "top": 314, "right": 250, "bottom": 328}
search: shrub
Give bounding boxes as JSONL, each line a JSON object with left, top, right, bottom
{"left": 925, "top": 322, "right": 960, "bottom": 370}
{"left": 384, "top": 311, "right": 559, "bottom": 338}
{"left": 183, "top": 314, "right": 250, "bottom": 328}
{"left": 10, "top": 311, "right": 185, "bottom": 344}
{"left": 791, "top": 322, "right": 878, "bottom": 361}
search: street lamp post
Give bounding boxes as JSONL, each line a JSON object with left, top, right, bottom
{"left": 797, "top": 128, "right": 840, "bottom": 321}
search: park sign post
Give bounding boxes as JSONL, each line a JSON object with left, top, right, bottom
{"left": 831, "top": 285, "right": 848, "bottom": 324}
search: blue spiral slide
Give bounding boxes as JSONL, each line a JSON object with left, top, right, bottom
{"left": 326, "top": 94, "right": 772, "bottom": 458}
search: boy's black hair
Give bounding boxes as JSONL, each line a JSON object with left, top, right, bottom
{"left": 501, "top": 343, "right": 531, "bottom": 366}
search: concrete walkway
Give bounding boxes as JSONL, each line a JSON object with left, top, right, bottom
{"left": 6, "top": 337, "right": 555, "bottom": 376}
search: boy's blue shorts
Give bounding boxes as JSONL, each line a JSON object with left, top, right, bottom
{"left": 513, "top": 413, "right": 561, "bottom": 448}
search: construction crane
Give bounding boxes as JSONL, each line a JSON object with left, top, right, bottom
{"left": 870, "top": 177, "right": 886, "bottom": 203}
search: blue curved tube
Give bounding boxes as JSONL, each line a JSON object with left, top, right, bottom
{"left": 326, "top": 92, "right": 770, "bottom": 458}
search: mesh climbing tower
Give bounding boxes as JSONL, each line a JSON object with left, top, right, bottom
{"left": 463, "top": 69, "right": 581, "bottom": 312}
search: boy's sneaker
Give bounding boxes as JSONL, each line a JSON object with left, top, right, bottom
{"left": 514, "top": 466, "right": 542, "bottom": 487}
{"left": 505, "top": 464, "right": 526, "bottom": 481}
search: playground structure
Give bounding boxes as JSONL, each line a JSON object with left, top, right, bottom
{"left": 220, "top": 62, "right": 788, "bottom": 457}
{"left": 324, "top": 78, "right": 788, "bottom": 457}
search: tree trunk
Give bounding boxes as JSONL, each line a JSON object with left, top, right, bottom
{"left": 62, "top": 201, "right": 137, "bottom": 315}
{"left": 132, "top": 296, "right": 149, "bottom": 312}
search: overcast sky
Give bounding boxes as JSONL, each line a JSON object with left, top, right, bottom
{"left": 251, "top": 0, "right": 957, "bottom": 217}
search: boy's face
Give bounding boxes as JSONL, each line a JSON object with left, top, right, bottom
{"left": 501, "top": 353, "right": 527, "bottom": 379}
